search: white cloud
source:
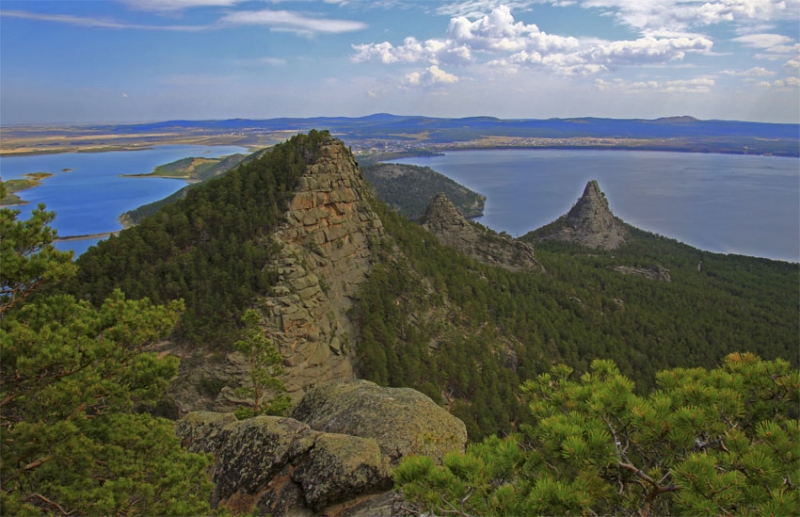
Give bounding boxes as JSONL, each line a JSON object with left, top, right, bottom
{"left": 402, "top": 65, "right": 460, "bottom": 87}
{"left": 581, "top": 35, "right": 713, "bottom": 65}
{"left": 720, "top": 66, "right": 775, "bottom": 76}
{"left": 785, "top": 57, "right": 800, "bottom": 70}
{"left": 595, "top": 76, "right": 715, "bottom": 93}
{"left": 445, "top": 5, "right": 579, "bottom": 53}
{"left": 351, "top": 37, "right": 473, "bottom": 65}
{"left": 436, "top": 1, "right": 542, "bottom": 17}
{"left": 720, "top": 66, "right": 775, "bottom": 77}
{"left": 220, "top": 9, "right": 366, "bottom": 34}
{"left": 353, "top": 6, "right": 712, "bottom": 76}
{"left": 733, "top": 33, "right": 793, "bottom": 49}
{"left": 756, "top": 77, "right": 800, "bottom": 88}
{"left": 543, "top": 0, "right": 800, "bottom": 33}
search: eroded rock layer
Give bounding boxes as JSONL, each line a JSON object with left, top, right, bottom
{"left": 421, "top": 193, "right": 541, "bottom": 272}
{"left": 259, "top": 137, "right": 384, "bottom": 398}
{"left": 168, "top": 136, "right": 384, "bottom": 414}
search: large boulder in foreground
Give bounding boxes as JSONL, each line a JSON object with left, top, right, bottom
{"left": 176, "top": 413, "right": 390, "bottom": 516}
{"left": 176, "top": 381, "right": 466, "bottom": 516}
{"left": 292, "top": 379, "right": 468, "bottom": 466}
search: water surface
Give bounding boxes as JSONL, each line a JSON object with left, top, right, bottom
{"left": 394, "top": 150, "right": 799, "bottom": 262}
{"left": 1, "top": 145, "right": 247, "bottom": 255}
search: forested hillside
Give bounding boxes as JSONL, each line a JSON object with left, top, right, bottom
{"left": 4, "top": 131, "right": 797, "bottom": 514}
{"left": 354, "top": 199, "right": 799, "bottom": 439}
{"left": 66, "top": 131, "right": 797, "bottom": 442}
{"left": 361, "top": 162, "right": 485, "bottom": 220}
{"left": 69, "top": 130, "right": 329, "bottom": 345}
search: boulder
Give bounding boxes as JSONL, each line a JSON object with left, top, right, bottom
{"left": 292, "top": 379, "right": 467, "bottom": 466}
{"left": 176, "top": 413, "right": 392, "bottom": 515}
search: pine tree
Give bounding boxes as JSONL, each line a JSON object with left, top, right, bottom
{"left": 395, "top": 354, "right": 799, "bottom": 516}
{"left": 0, "top": 197, "right": 213, "bottom": 515}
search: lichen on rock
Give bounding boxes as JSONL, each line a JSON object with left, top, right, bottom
{"left": 292, "top": 379, "right": 468, "bottom": 466}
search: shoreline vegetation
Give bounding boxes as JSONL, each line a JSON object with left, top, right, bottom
{"left": 0, "top": 172, "right": 53, "bottom": 205}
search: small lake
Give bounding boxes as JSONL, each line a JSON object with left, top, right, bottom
{"left": 393, "top": 150, "right": 799, "bottom": 262}
{"left": 1, "top": 145, "right": 248, "bottom": 256}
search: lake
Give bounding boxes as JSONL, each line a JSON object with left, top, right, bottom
{"left": 2, "top": 147, "right": 798, "bottom": 262}
{"left": 393, "top": 150, "right": 799, "bottom": 263}
{"left": 1, "top": 145, "right": 247, "bottom": 256}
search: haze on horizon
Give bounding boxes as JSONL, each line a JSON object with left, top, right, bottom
{"left": 1, "top": 0, "right": 799, "bottom": 126}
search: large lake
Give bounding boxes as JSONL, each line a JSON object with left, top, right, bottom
{"left": 2, "top": 147, "right": 797, "bottom": 262}
{"left": 1, "top": 145, "right": 247, "bottom": 256}
{"left": 394, "top": 150, "right": 799, "bottom": 263}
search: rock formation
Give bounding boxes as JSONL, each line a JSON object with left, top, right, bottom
{"left": 529, "top": 180, "right": 629, "bottom": 250}
{"left": 258, "top": 137, "right": 384, "bottom": 398}
{"left": 421, "top": 193, "right": 541, "bottom": 273}
{"left": 292, "top": 379, "right": 468, "bottom": 467}
{"left": 175, "top": 381, "right": 467, "bottom": 516}
{"left": 613, "top": 265, "right": 671, "bottom": 282}
{"left": 168, "top": 136, "right": 385, "bottom": 414}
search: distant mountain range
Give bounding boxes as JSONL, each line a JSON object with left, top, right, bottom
{"left": 103, "top": 113, "right": 798, "bottom": 141}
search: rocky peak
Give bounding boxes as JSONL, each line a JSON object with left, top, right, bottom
{"left": 421, "top": 193, "right": 541, "bottom": 273}
{"left": 531, "top": 180, "right": 628, "bottom": 250}
{"left": 169, "top": 136, "right": 385, "bottom": 414}
{"left": 422, "top": 192, "right": 469, "bottom": 230}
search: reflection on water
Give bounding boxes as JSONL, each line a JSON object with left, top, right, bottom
{"left": 394, "top": 150, "right": 799, "bottom": 262}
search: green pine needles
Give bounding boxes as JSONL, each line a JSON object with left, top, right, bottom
{"left": 395, "top": 353, "right": 799, "bottom": 517}
{"left": 1, "top": 187, "right": 213, "bottom": 515}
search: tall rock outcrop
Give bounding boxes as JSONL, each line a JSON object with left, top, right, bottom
{"left": 421, "top": 193, "right": 541, "bottom": 272}
{"left": 168, "top": 136, "right": 384, "bottom": 414}
{"left": 527, "top": 180, "right": 628, "bottom": 250}
{"left": 258, "top": 137, "right": 384, "bottom": 399}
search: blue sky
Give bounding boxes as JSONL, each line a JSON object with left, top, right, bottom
{"left": 2, "top": 0, "right": 799, "bottom": 124}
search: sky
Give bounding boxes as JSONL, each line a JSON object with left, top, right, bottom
{"left": 1, "top": 0, "right": 799, "bottom": 125}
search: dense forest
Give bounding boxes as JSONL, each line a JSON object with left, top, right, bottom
{"left": 68, "top": 130, "right": 330, "bottom": 345}
{"left": 68, "top": 131, "right": 798, "bottom": 442}
{"left": 353, "top": 198, "right": 799, "bottom": 440}
{"left": 361, "top": 162, "right": 485, "bottom": 220}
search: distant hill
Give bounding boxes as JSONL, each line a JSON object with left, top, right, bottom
{"left": 6, "top": 114, "right": 797, "bottom": 157}
{"left": 361, "top": 163, "right": 485, "bottom": 220}
{"left": 110, "top": 114, "right": 798, "bottom": 141}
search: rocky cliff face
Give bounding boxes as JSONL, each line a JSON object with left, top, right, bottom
{"left": 530, "top": 180, "right": 628, "bottom": 250}
{"left": 169, "top": 136, "right": 384, "bottom": 414}
{"left": 176, "top": 380, "right": 466, "bottom": 516}
{"left": 258, "top": 137, "right": 384, "bottom": 399}
{"left": 421, "top": 193, "right": 541, "bottom": 272}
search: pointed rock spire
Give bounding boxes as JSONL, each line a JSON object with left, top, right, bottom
{"left": 529, "top": 180, "right": 628, "bottom": 250}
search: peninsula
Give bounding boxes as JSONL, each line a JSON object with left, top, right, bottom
{"left": 0, "top": 172, "right": 53, "bottom": 205}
